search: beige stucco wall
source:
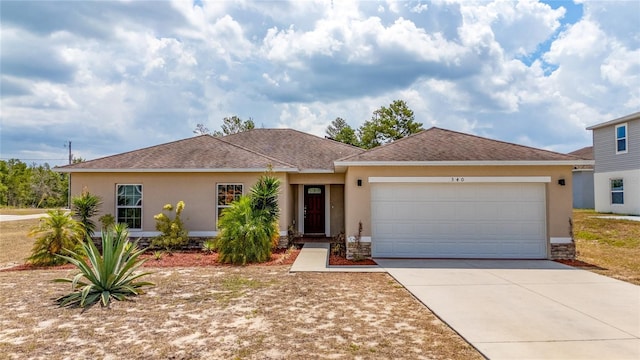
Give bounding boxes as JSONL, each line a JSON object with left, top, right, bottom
{"left": 343, "top": 165, "right": 574, "bottom": 252}
{"left": 288, "top": 173, "right": 345, "bottom": 184}
{"left": 329, "top": 184, "right": 345, "bottom": 236}
{"left": 70, "top": 171, "right": 348, "bottom": 236}
{"left": 70, "top": 172, "right": 290, "bottom": 233}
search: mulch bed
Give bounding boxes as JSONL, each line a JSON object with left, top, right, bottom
{"left": 2, "top": 247, "right": 380, "bottom": 271}
{"left": 0, "top": 248, "right": 301, "bottom": 272}
{"left": 554, "top": 259, "right": 607, "bottom": 270}
{"left": 329, "top": 255, "right": 377, "bottom": 266}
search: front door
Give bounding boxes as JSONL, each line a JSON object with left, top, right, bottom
{"left": 304, "top": 185, "right": 325, "bottom": 235}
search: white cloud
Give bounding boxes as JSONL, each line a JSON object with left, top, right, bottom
{"left": 1, "top": 0, "right": 638, "bottom": 164}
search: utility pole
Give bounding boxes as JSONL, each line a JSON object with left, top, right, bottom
{"left": 67, "top": 141, "right": 72, "bottom": 164}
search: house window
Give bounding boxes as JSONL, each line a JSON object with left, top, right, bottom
{"left": 116, "top": 184, "right": 142, "bottom": 229}
{"left": 217, "top": 184, "right": 243, "bottom": 225}
{"left": 615, "top": 123, "right": 627, "bottom": 154}
{"left": 611, "top": 179, "right": 624, "bottom": 205}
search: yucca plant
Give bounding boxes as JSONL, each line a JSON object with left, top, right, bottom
{"left": 54, "top": 226, "right": 154, "bottom": 308}
{"left": 27, "top": 209, "right": 85, "bottom": 266}
{"left": 71, "top": 190, "right": 102, "bottom": 237}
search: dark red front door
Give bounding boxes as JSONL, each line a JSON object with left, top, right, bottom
{"left": 304, "top": 185, "right": 325, "bottom": 235}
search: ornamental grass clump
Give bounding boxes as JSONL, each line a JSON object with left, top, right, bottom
{"left": 152, "top": 201, "right": 189, "bottom": 251}
{"left": 54, "top": 226, "right": 154, "bottom": 308}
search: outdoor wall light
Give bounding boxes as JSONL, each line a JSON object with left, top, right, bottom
{"left": 357, "top": 179, "right": 363, "bottom": 187}
{"left": 558, "top": 178, "right": 566, "bottom": 186}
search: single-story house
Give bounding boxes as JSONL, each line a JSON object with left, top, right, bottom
{"left": 56, "top": 127, "right": 591, "bottom": 259}
{"left": 568, "top": 146, "right": 594, "bottom": 209}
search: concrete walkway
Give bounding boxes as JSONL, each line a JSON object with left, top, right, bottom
{"left": 596, "top": 215, "right": 640, "bottom": 222}
{"left": 0, "top": 214, "right": 47, "bottom": 222}
{"left": 377, "top": 259, "right": 640, "bottom": 360}
{"left": 289, "top": 243, "right": 384, "bottom": 272}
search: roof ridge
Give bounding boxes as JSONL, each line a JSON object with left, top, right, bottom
{"left": 212, "top": 135, "right": 298, "bottom": 168}
{"left": 223, "top": 128, "right": 365, "bottom": 151}
{"left": 429, "top": 127, "right": 583, "bottom": 160}
{"left": 336, "top": 128, "right": 428, "bottom": 161}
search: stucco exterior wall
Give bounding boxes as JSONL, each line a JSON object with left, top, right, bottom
{"left": 70, "top": 172, "right": 290, "bottom": 235}
{"left": 343, "top": 165, "right": 574, "bottom": 249}
{"left": 70, "top": 171, "right": 349, "bottom": 237}
{"left": 288, "top": 173, "right": 345, "bottom": 184}
{"left": 329, "top": 184, "right": 345, "bottom": 236}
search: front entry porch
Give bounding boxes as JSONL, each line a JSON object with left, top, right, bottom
{"left": 291, "top": 183, "right": 345, "bottom": 238}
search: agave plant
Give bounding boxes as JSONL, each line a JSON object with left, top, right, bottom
{"left": 54, "top": 226, "right": 154, "bottom": 308}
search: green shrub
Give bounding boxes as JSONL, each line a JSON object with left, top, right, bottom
{"left": 99, "top": 213, "right": 115, "bottom": 230}
{"left": 54, "top": 226, "right": 154, "bottom": 308}
{"left": 27, "top": 209, "right": 85, "bottom": 266}
{"left": 71, "top": 190, "right": 102, "bottom": 237}
{"left": 216, "top": 196, "right": 274, "bottom": 265}
{"left": 250, "top": 174, "right": 280, "bottom": 221}
{"left": 216, "top": 172, "right": 280, "bottom": 265}
{"left": 152, "top": 201, "right": 189, "bottom": 250}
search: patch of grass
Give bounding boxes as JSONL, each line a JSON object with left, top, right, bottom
{"left": 221, "top": 276, "right": 262, "bottom": 291}
{"left": 573, "top": 209, "right": 640, "bottom": 285}
{"left": 0, "top": 218, "right": 40, "bottom": 268}
{"left": 0, "top": 208, "right": 52, "bottom": 216}
{"left": 217, "top": 276, "right": 272, "bottom": 305}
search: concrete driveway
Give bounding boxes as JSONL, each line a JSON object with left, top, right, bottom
{"left": 376, "top": 259, "right": 640, "bottom": 360}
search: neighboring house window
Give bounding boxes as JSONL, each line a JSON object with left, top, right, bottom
{"left": 611, "top": 179, "right": 624, "bottom": 205}
{"left": 217, "top": 184, "right": 243, "bottom": 225}
{"left": 615, "top": 123, "right": 627, "bottom": 154}
{"left": 116, "top": 184, "right": 143, "bottom": 229}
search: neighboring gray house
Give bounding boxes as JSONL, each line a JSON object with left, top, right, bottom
{"left": 587, "top": 111, "right": 640, "bottom": 215}
{"left": 569, "top": 146, "right": 594, "bottom": 209}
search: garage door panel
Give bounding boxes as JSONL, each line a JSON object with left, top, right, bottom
{"left": 371, "top": 183, "right": 547, "bottom": 259}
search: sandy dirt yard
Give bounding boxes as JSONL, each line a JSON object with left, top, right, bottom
{"left": 0, "top": 266, "right": 482, "bottom": 360}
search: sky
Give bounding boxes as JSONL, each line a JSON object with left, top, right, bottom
{"left": 1, "top": 0, "right": 639, "bottom": 167}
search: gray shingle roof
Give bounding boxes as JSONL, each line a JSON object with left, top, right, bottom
{"left": 57, "top": 135, "right": 296, "bottom": 171}
{"left": 221, "top": 128, "right": 364, "bottom": 170}
{"left": 338, "top": 127, "right": 582, "bottom": 162}
{"left": 57, "top": 127, "right": 584, "bottom": 173}
{"left": 568, "top": 146, "right": 594, "bottom": 170}
{"left": 568, "top": 146, "right": 593, "bottom": 160}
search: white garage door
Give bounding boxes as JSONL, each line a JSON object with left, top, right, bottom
{"left": 371, "top": 182, "right": 547, "bottom": 259}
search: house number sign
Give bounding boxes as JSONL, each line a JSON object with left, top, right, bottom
{"left": 451, "top": 177, "right": 465, "bottom": 182}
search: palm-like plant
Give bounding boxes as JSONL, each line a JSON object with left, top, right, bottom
{"left": 216, "top": 196, "right": 273, "bottom": 265}
{"left": 250, "top": 174, "right": 280, "bottom": 222}
{"left": 27, "top": 209, "right": 85, "bottom": 266}
{"left": 251, "top": 173, "right": 281, "bottom": 247}
{"left": 54, "top": 226, "right": 154, "bottom": 308}
{"left": 71, "top": 190, "right": 102, "bottom": 237}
